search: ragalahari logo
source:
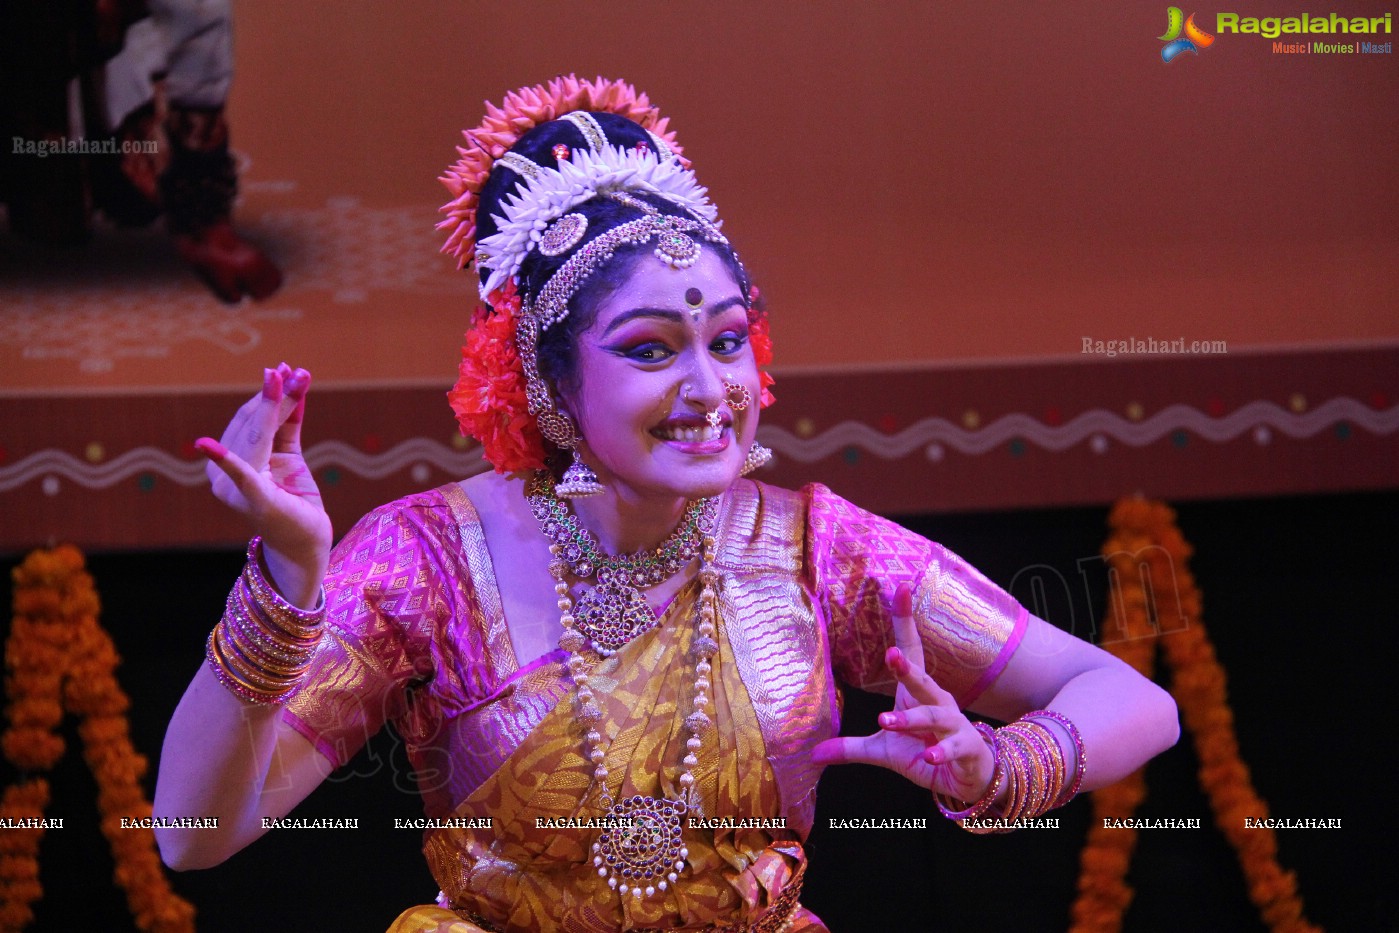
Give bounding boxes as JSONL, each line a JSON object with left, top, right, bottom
{"left": 1160, "top": 7, "right": 1216, "bottom": 61}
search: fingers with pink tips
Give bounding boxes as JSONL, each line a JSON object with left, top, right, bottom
{"left": 894, "top": 583, "right": 913, "bottom": 616}
{"left": 194, "top": 437, "right": 229, "bottom": 461}
{"left": 262, "top": 367, "right": 284, "bottom": 402}
{"left": 889, "top": 582, "right": 925, "bottom": 673}
{"left": 283, "top": 368, "right": 311, "bottom": 425}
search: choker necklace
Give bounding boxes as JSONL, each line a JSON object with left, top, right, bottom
{"left": 527, "top": 470, "right": 721, "bottom": 900}
{"left": 526, "top": 471, "right": 718, "bottom": 656}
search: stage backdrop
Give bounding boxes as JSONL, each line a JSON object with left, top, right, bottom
{"left": 0, "top": 4, "right": 1394, "bottom": 932}
{"left": 1, "top": 0, "right": 1395, "bottom": 550}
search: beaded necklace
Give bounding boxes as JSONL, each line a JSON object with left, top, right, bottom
{"left": 527, "top": 471, "right": 721, "bottom": 900}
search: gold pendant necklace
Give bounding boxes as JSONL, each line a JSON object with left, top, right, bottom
{"left": 530, "top": 472, "right": 722, "bottom": 900}
{"left": 527, "top": 471, "right": 716, "bottom": 656}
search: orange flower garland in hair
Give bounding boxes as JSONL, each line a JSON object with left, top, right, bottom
{"left": 447, "top": 279, "right": 549, "bottom": 473}
{"left": 1, "top": 547, "right": 195, "bottom": 933}
{"left": 439, "top": 75, "right": 684, "bottom": 272}
{"left": 747, "top": 285, "right": 776, "bottom": 408}
{"left": 1068, "top": 500, "right": 1320, "bottom": 933}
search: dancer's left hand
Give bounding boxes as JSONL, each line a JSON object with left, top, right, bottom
{"left": 811, "top": 585, "right": 996, "bottom": 804}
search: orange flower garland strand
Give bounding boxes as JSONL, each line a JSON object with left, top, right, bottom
{"left": 1, "top": 546, "right": 195, "bottom": 933}
{"left": 1068, "top": 499, "right": 1320, "bottom": 933}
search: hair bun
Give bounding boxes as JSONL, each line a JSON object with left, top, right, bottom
{"left": 437, "top": 76, "right": 682, "bottom": 276}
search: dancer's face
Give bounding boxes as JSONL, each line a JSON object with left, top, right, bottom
{"left": 561, "top": 249, "right": 759, "bottom": 504}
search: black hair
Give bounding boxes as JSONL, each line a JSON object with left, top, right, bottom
{"left": 475, "top": 112, "right": 750, "bottom": 395}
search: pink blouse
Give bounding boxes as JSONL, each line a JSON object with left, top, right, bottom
{"left": 283, "top": 480, "right": 1026, "bottom": 831}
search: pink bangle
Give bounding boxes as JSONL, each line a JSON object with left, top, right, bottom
{"left": 205, "top": 538, "right": 326, "bottom": 706}
{"left": 934, "top": 722, "right": 1002, "bottom": 821}
{"left": 242, "top": 536, "right": 326, "bottom": 628}
{"left": 1025, "top": 708, "right": 1086, "bottom": 806}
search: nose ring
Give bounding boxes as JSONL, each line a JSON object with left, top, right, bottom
{"left": 724, "top": 383, "right": 752, "bottom": 411}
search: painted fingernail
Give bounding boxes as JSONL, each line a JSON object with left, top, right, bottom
{"left": 262, "top": 368, "right": 275, "bottom": 399}
{"left": 194, "top": 437, "right": 228, "bottom": 461}
{"left": 895, "top": 585, "right": 913, "bottom": 616}
{"left": 885, "top": 646, "right": 906, "bottom": 673}
{"left": 924, "top": 746, "right": 944, "bottom": 765}
{"left": 880, "top": 712, "right": 904, "bottom": 729}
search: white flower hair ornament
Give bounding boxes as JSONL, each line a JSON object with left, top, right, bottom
{"left": 475, "top": 141, "right": 719, "bottom": 299}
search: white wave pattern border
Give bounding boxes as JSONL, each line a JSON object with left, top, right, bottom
{"left": 759, "top": 398, "right": 1399, "bottom": 461}
{"left": 0, "top": 439, "right": 491, "bottom": 494}
{"left": 3, "top": 399, "right": 1394, "bottom": 494}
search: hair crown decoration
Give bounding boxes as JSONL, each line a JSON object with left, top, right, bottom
{"left": 441, "top": 76, "right": 775, "bottom": 474}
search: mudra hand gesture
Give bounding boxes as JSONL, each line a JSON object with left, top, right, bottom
{"left": 812, "top": 585, "right": 996, "bottom": 805}
{"left": 194, "top": 363, "right": 331, "bottom": 605}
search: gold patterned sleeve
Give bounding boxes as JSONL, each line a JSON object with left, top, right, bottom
{"left": 805, "top": 483, "right": 1027, "bottom": 707}
{"left": 282, "top": 499, "right": 445, "bottom": 768}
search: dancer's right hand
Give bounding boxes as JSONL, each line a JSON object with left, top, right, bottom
{"left": 195, "top": 363, "right": 332, "bottom": 607}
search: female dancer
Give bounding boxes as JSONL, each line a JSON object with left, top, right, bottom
{"left": 153, "top": 77, "right": 1178, "bottom": 932}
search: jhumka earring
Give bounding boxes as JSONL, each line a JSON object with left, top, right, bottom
{"left": 722, "top": 382, "right": 770, "bottom": 475}
{"left": 557, "top": 449, "right": 604, "bottom": 498}
{"left": 740, "top": 443, "right": 772, "bottom": 476}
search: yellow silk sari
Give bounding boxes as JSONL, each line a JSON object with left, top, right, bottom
{"left": 389, "top": 577, "right": 811, "bottom": 932}
{"left": 287, "top": 479, "right": 1023, "bottom": 932}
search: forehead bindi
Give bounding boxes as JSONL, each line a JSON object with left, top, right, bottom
{"left": 592, "top": 254, "right": 743, "bottom": 334}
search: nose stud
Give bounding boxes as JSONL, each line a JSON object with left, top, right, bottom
{"left": 685, "top": 383, "right": 749, "bottom": 428}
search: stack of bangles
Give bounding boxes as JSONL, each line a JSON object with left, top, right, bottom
{"left": 205, "top": 537, "right": 326, "bottom": 705}
{"left": 934, "top": 710, "right": 1086, "bottom": 833}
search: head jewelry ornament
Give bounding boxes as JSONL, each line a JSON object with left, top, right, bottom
{"left": 442, "top": 76, "right": 774, "bottom": 473}
{"left": 475, "top": 142, "right": 715, "bottom": 300}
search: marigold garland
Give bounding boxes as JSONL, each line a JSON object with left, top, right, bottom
{"left": 1, "top": 546, "right": 195, "bottom": 932}
{"left": 1068, "top": 499, "right": 1320, "bottom": 933}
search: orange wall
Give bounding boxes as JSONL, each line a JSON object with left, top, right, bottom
{"left": 3, "top": 1, "right": 1395, "bottom": 394}
{"left": 228, "top": 0, "right": 1398, "bottom": 374}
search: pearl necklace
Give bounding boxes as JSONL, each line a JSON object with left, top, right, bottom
{"left": 530, "top": 473, "right": 721, "bottom": 901}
